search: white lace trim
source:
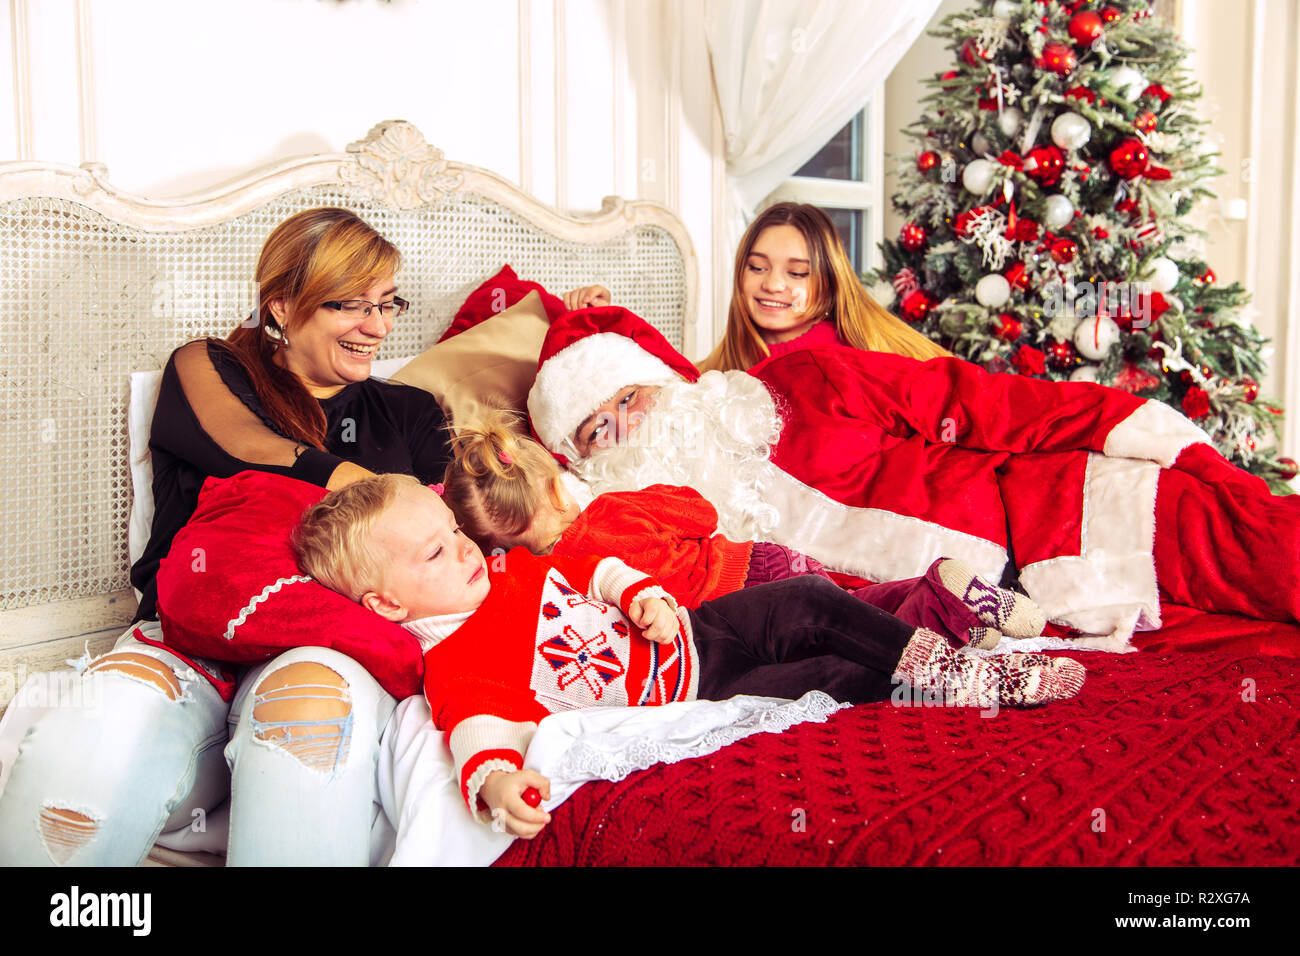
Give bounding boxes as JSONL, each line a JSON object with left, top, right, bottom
{"left": 223, "top": 575, "right": 312, "bottom": 641}
{"left": 551, "top": 692, "right": 845, "bottom": 783}
{"left": 466, "top": 758, "right": 522, "bottom": 824}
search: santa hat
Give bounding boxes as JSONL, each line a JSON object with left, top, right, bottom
{"left": 527, "top": 307, "right": 699, "bottom": 461}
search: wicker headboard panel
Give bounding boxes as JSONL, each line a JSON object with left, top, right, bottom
{"left": 0, "top": 120, "right": 697, "bottom": 649}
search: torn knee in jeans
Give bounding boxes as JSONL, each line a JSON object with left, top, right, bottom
{"left": 250, "top": 662, "right": 353, "bottom": 773}
{"left": 85, "top": 653, "right": 183, "bottom": 700}
{"left": 37, "top": 805, "right": 102, "bottom": 864}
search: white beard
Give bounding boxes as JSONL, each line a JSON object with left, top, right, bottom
{"left": 570, "top": 370, "right": 785, "bottom": 540}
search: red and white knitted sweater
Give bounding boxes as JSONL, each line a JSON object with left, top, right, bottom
{"left": 404, "top": 548, "right": 698, "bottom": 818}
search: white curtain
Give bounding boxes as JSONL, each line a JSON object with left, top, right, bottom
{"left": 705, "top": 0, "right": 941, "bottom": 246}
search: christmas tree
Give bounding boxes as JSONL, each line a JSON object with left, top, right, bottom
{"left": 877, "top": 0, "right": 1295, "bottom": 491}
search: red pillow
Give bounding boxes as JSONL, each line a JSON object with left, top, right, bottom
{"left": 439, "top": 265, "right": 567, "bottom": 342}
{"left": 155, "top": 470, "right": 423, "bottom": 699}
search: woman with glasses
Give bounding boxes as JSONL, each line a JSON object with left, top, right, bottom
{"left": 0, "top": 207, "right": 451, "bottom": 865}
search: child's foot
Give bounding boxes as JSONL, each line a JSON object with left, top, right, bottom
{"left": 936, "top": 558, "right": 1047, "bottom": 637}
{"left": 893, "top": 628, "right": 1085, "bottom": 708}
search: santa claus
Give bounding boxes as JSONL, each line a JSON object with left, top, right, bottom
{"left": 527, "top": 307, "right": 1300, "bottom": 646}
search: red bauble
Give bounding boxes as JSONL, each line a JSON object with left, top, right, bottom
{"left": 917, "top": 151, "right": 939, "bottom": 172}
{"left": 1114, "top": 362, "right": 1162, "bottom": 394}
{"left": 1109, "top": 138, "right": 1151, "bottom": 179}
{"left": 899, "top": 222, "right": 928, "bottom": 252}
{"left": 1243, "top": 379, "right": 1260, "bottom": 402}
{"left": 1195, "top": 267, "right": 1217, "bottom": 285}
{"left": 1101, "top": 6, "right": 1122, "bottom": 23}
{"left": 1093, "top": 226, "right": 1110, "bottom": 239}
{"left": 522, "top": 787, "right": 542, "bottom": 808}
{"left": 900, "top": 290, "right": 935, "bottom": 323}
{"left": 1181, "top": 385, "right": 1211, "bottom": 420}
{"left": 892, "top": 267, "right": 920, "bottom": 298}
{"left": 1050, "top": 238, "right": 1078, "bottom": 263}
{"left": 1068, "top": 11, "right": 1104, "bottom": 45}
{"left": 941, "top": 69, "right": 960, "bottom": 83}
{"left": 1047, "top": 339, "right": 1077, "bottom": 370}
{"left": 1277, "top": 457, "right": 1299, "bottom": 481}
{"left": 1038, "top": 42, "right": 1077, "bottom": 75}
{"left": 1143, "top": 84, "right": 1172, "bottom": 103}
{"left": 1024, "top": 145, "right": 1066, "bottom": 185}
{"left": 1133, "top": 110, "right": 1158, "bottom": 133}
{"left": 1004, "top": 261, "right": 1030, "bottom": 290}
{"left": 1065, "top": 85, "right": 1097, "bottom": 103}
{"left": 994, "top": 313, "right": 1024, "bottom": 341}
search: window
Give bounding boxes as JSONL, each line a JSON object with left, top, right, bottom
{"left": 759, "top": 102, "right": 883, "bottom": 275}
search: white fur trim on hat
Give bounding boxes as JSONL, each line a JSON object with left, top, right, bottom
{"left": 528, "top": 332, "right": 684, "bottom": 457}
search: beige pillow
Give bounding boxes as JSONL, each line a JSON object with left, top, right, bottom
{"left": 392, "top": 291, "right": 550, "bottom": 432}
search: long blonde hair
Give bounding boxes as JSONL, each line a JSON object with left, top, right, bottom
{"left": 699, "top": 202, "right": 949, "bottom": 373}
{"left": 443, "top": 410, "right": 561, "bottom": 552}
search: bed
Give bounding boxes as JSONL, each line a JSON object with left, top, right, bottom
{"left": 1, "top": 121, "right": 1297, "bottom": 867}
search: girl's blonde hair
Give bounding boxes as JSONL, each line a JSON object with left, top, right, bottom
{"left": 443, "top": 410, "right": 561, "bottom": 552}
{"left": 292, "top": 473, "right": 421, "bottom": 600}
{"left": 698, "top": 202, "right": 949, "bottom": 373}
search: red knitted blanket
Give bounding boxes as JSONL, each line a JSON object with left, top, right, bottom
{"left": 496, "top": 649, "right": 1300, "bottom": 866}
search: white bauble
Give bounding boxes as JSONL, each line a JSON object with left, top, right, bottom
{"left": 963, "top": 159, "right": 997, "bottom": 194}
{"left": 1144, "top": 256, "right": 1180, "bottom": 293}
{"left": 1050, "top": 111, "right": 1091, "bottom": 150}
{"left": 1070, "top": 365, "right": 1101, "bottom": 383}
{"left": 992, "top": 0, "right": 1019, "bottom": 19}
{"left": 1072, "top": 315, "right": 1121, "bottom": 360}
{"left": 975, "top": 274, "right": 1012, "bottom": 308}
{"left": 998, "top": 106, "right": 1024, "bottom": 137}
{"left": 1042, "top": 194, "right": 1074, "bottom": 229}
{"left": 1111, "top": 66, "right": 1146, "bottom": 101}
{"left": 972, "top": 132, "right": 992, "bottom": 156}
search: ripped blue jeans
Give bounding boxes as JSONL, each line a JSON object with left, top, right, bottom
{"left": 0, "top": 622, "right": 396, "bottom": 866}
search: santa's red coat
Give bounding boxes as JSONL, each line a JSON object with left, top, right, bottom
{"left": 747, "top": 346, "right": 1299, "bottom": 639}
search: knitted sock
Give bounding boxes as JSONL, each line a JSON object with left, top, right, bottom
{"left": 967, "top": 626, "right": 1003, "bottom": 650}
{"left": 936, "top": 558, "right": 1046, "bottom": 637}
{"left": 893, "top": 628, "right": 1086, "bottom": 708}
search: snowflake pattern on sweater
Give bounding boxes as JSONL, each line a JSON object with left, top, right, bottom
{"left": 413, "top": 549, "right": 699, "bottom": 817}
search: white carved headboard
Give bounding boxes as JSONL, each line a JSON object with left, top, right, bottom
{"left": 0, "top": 120, "right": 698, "bottom": 700}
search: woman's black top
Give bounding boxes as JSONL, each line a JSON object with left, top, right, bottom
{"left": 131, "top": 341, "right": 452, "bottom": 621}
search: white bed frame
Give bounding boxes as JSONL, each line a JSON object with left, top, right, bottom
{"left": 0, "top": 119, "right": 698, "bottom": 713}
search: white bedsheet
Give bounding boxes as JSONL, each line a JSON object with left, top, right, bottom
{"left": 377, "top": 691, "right": 845, "bottom": 867}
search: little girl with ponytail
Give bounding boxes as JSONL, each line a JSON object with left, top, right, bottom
{"left": 442, "top": 413, "right": 1048, "bottom": 650}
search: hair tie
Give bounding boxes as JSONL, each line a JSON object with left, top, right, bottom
{"left": 428, "top": 483, "right": 445, "bottom": 496}
{"left": 497, "top": 451, "right": 514, "bottom": 465}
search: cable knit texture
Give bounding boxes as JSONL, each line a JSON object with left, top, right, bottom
{"left": 495, "top": 649, "right": 1300, "bottom": 865}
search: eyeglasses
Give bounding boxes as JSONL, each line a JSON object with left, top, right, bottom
{"left": 322, "top": 296, "right": 410, "bottom": 319}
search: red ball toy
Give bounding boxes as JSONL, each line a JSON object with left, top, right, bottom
{"left": 1243, "top": 379, "right": 1260, "bottom": 402}
{"left": 900, "top": 289, "right": 935, "bottom": 323}
{"left": 1277, "top": 457, "right": 1299, "bottom": 481}
{"left": 1038, "top": 42, "right": 1077, "bottom": 75}
{"left": 1050, "top": 238, "right": 1078, "bottom": 264}
{"left": 995, "top": 314, "right": 1024, "bottom": 341}
{"left": 1109, "top": 138, "right": 1151, "bottom": 179}
{"left": 1025, "top": 145, "right": 1066, "bottom": 185}
{"left": 1101, "top": 6, "right": 1123, "bottom": 23}
{"left": 522, "top": 787, "right": 543, "bottom": 808}
{"left": 1068, "top": 11, "right": 1104, "bottom": 45}
{"left": 1047, "top": 339, "right": 1076, "bottom": 369}
{"left": 917, "top": 151, "right": 939, "bottom": 172}
{"left": 1133, "top": 110, "right": 1157, "bottom": 133}
{"left": 899, "top": 222, "right": 928, "bottom": 252}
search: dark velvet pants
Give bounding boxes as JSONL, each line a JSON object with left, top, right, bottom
{"left": 690, "top": 576, "right": 918, "bottom": 705}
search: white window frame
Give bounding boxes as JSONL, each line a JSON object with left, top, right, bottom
{"left": 759, "top": 100, "right": 885, "bottom": 275}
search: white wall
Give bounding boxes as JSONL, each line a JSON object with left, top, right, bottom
{"left": 0, "top": 0, "right": 719, "bottom": 354}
